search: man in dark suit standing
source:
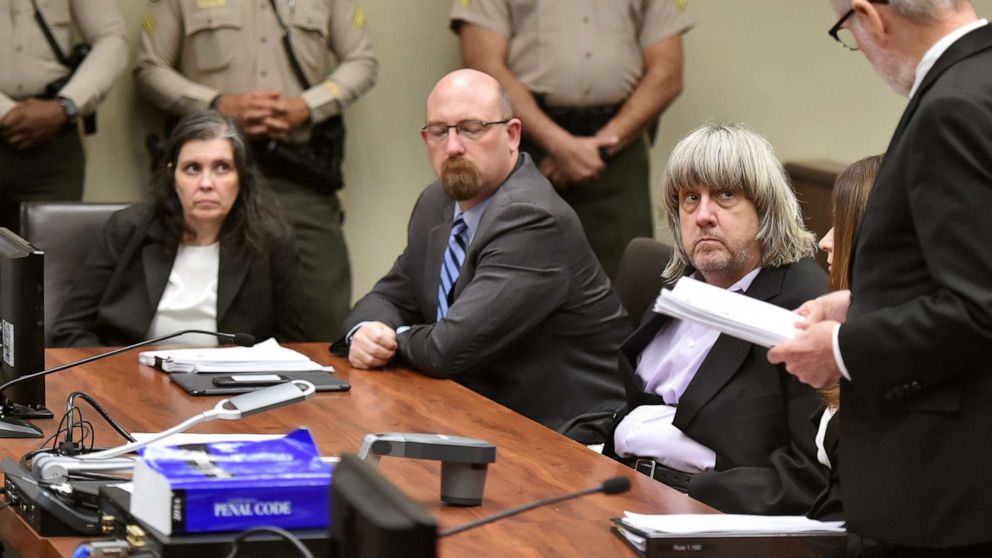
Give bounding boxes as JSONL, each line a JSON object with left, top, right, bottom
{"left": 769, "top": 1, "right": 992, "bottom": 554}
{"left": 609, "top": 123, "right": 829, "bottom": 515}
{"left": 336, "top": 69, "right": 629, "bottom": 442}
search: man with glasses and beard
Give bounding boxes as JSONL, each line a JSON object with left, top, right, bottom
{"left": 333, "top": 69, "right": 629, "bottom": 442}
{"left": 769, "top": 0, "right": 992, "bottom": 554}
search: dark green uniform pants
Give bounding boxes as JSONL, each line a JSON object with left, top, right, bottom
{"left": 265, "top": 174, "right": 351, "bottom": 341}
{"left": 522, "top": 136, "right": 653, "bottom": 280}
{"left": 0, "top": 128, "right": 84, "bottom": 233}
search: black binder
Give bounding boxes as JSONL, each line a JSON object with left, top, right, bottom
{"left": 611, "top": 519, "right": 846, "bottom": 558}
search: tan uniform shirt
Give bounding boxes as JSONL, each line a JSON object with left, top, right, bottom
{"left": 450, "top": 0, "right": 693, "bottom": 107}
{"left": 0, "top": 0, "right": 128, "bottom": 119}
{"left": 135, "top": 0, "right": 377, "bottom": 128}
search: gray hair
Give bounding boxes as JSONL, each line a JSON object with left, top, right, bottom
{"left": 831, "top": 0, "right": 971, "bottom": 23}
{"left": 660, "top": 122, "right": 817, "bottom": 281}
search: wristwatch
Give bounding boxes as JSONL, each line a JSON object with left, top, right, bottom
{"left": 57, "top": 96, "right": 79, "bottom": 121}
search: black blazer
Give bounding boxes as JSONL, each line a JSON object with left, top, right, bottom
{"left": 50, "top": 204, "right": 307, "bottom": 347}
{"left": 339, "top": 154, "right": 629, "bottom": 440}
{"left": 837, "top": 25, "right": 992, "bottom": 547}
{"left": 610, "top": 259, "right": 829, "bottom": 515}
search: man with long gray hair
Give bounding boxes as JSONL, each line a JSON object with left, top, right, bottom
{"left": 608, "top": 122, "right": 829, "bottom": 515}
{"left": 769, "top": 0, "right": 992, "bottom": 554}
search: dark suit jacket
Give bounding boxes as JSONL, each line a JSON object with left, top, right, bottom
{"left": 806, "top": 409, "right": 841, "bottom": 521}
{"left": 50, "top": 203, "right": 307, "bottom": 347}
{"left": 611, "top": 259, "right": 829, "bottom": 515}
{"left": 837, "top": 25, "right": 992, "bottom": 547}
{"left": 339, "top": 154, "right": 629, "bottom": 440}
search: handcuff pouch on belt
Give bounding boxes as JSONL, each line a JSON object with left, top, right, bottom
{"left": 254, "top": 115, "right": 345, "bottom": 194}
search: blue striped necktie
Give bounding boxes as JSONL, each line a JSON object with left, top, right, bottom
{"left": 437, "top": 215, "right": 468, "bottom": 321}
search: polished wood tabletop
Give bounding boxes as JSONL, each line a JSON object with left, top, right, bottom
{"left": 0, "top": 344, "right": 714, "bottom": 557}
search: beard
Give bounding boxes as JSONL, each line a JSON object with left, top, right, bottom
{"left": 440, "top": 157, "right": 484, "bottom": 201}
{"left": 858, "top": 32, "right": 916, "bottom": 96}
{"left": 689, "top": 234, "right": 759, "bottom": 279}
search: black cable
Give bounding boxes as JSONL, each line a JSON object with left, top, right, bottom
{"left": 224, "top": 526, "right": 315, "bottom": 558}
{"left": 65, "top": 392, "right": 136, "bottom": 449}
{"left": 59, "top": 406, "right": 91, "bottom": 455}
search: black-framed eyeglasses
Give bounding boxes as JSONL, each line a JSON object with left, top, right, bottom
{"left": 828, "top": 0, "right": 888, "bottom": 51}
{"left": 421, "top": 119, "right": 510, "bottom": 143}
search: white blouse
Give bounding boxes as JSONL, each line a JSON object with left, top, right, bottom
{"left": 146, "top": 243, "right": 220, "bottom": 346}
{"left": 815, "top": 406, "right": 838, "bottom": 470}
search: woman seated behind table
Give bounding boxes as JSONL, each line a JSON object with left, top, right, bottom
{"left": 806, "top": 154, "right": 883, "bottom": 522}
{"left": 50, "top": 111, "right": 307, "bottom": 347}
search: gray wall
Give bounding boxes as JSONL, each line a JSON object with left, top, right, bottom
{"left": 81, "top": 0, "right": 992, "bottom": 300}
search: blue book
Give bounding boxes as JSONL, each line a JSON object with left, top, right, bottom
{"left": 130, "top": 428, "right": 332, "bottom": 535}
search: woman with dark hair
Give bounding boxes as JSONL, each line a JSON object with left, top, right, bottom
{"left": 51, "top": 111, "right": 307, "bottom": 347}
{"left": 807, "top": 154, "right": 882, "bottom": 524}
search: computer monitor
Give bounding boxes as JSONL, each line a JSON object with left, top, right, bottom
{"left": 0, "top": 227, "right": 49, "bottom": 438}
{"left": 330, "top": 454, "right": 437, "bottom": 558}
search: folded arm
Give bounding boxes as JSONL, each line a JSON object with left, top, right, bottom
{"left": 398, "top": 203, "right": 568, "bottom": 377}
{"left": 687, "top": 377, "right": 828, "bottom": 515}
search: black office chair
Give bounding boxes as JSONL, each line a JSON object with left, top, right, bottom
{"left": 614, "top": 237, "right": 674, "bottom": 326}
{"left": 20, "top": 201, "right": 130, "bottom": 343}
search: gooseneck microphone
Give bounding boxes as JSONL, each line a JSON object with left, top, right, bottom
{"left": 439, "top": 476, "right": 631, "bottom": 537}
{"left": 0, "top": 329, "right": 256, "bottom": 399}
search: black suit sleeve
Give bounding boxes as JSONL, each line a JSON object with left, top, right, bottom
{"left": 398, "top": 202, "right": 569, "bottom": 378}
{"left": 687, "top": 379, "right": 828, "bottom": 515}
{"left": 49, "top": 212, "right": 134, "bottom": 347}
{"left": 338, "top": 190, "right": 443, "bottom": 348}
{"left": 840, "top": 93, "right": 992, "bottom": 404}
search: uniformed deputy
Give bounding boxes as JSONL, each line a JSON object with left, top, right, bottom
{"left": 451, "top": 0, "right": 693, "bottom": 280}
{"left": 135, "top": 0, "right": 378, "bottom": 341}
{"left": 0, "top": 0, "right": 128, "bottom": 233}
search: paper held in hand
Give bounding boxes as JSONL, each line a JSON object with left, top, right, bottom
{"left": 652, "top": 277, "right": 802, "bottom": 347}
{"left": 138, "top": 338, "right": 332, "bottom": 373}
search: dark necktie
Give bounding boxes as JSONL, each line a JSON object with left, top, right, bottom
{"left": 437, "top": 215, "right": 468, "bottom": 320}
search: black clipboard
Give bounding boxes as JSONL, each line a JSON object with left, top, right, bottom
{"left": 169, "top": 370, "right": 350, "bottom": 396}
{"left": 609, "top": 517, "right": 846, "bottom": 558}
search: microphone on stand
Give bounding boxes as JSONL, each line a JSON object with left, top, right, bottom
{"left": 438, "top": 476, "right": 631, "bottom": 537}
{"left": 0, "top": 329, "right": 255, "bottom": 439}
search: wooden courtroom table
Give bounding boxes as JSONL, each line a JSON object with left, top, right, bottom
{"left": 0, "top": 344, "right": 715, "bottom": 557}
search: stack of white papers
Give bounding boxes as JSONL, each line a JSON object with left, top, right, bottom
{"left": 620, "top": 512, "right": 845, "bottom": 535}
{"left": 652, "top": 277, "right": 801, "bottom": 347}
{"left": 138, "top": 338, "right": 331, "bottom": 373}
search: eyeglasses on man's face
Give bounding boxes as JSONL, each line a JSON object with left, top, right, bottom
{"left": 828, "top": 0, "right": 889, "bottom": 51}
{"left": 421, "top": 119, "right": 510, "bottom": 143}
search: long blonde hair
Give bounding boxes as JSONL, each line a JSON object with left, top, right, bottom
{"left": 661, "top": 122, "right": 817, "bottom": 282}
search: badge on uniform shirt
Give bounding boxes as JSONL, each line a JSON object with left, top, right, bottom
{"left": 198, "top": 0, "right": 227, "bottom": 8}
{"left": 675, "top": 0, "right": 688, "bottom": 10}
{"left": 142, "top": 10, "right": 156, "bottom": 33}
{"left": 353, "top": 5, "right": 366, "bottom": 29}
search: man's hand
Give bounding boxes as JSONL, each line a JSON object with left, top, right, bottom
{"left": 348, "top": 321, "right": 398, "bottom": 370}
{"left": 795, "top": 290, "right": 851, "bottom": 324}
{"left": 214, "top": 90, "right": 285, "bottom": 138}
{"left": 768, "top": 320, "right": 842, "bottom": 389}
{"left": 280, "top": 96, "right": 312, "bottom": 132}
{"left": 0, "top": 99, "right": 68, "bottom": 149}
{"left": 542, "top": 134, "right": 619, "bottom": 187}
